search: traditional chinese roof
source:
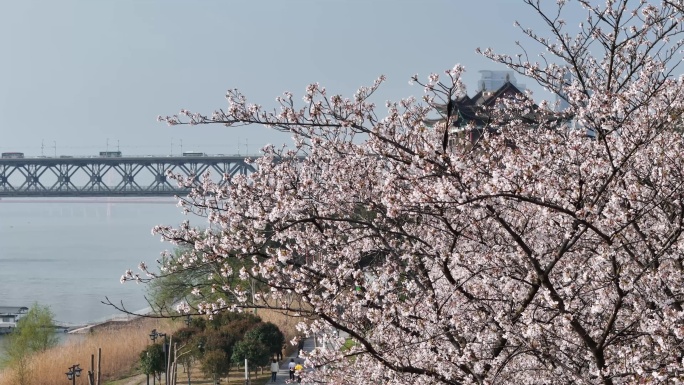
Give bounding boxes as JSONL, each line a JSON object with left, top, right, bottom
{"left": 426, "top": 81, "right": 534, "bottom": 129}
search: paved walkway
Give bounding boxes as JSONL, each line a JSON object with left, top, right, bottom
{"left": 269, "top": 331, "right": 350, "bottom": 384}
{"left": 267, "top": 337, "right": 316, "bottom": 384}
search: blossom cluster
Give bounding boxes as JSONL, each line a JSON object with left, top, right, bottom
{"left": 129, "top": 1, "right": 684, "bottom": 384}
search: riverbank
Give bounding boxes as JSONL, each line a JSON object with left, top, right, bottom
{"left": 0, "top": 317, "right": 175, "bottom": 385}
{"left": 66, "top": 313, "right": 147, "bottom": 334}
{"left": 0, "top": 307, "right": 304, "bottom": 385}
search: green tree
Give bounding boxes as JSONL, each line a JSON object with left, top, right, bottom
{"left": 208, "top": 311, "right": 261, "bottom": 330}
{"left": 146, "top": 245, "right": 259, "bottom": 316}
{"left": 2, "top": 336, "right": 30, "bottom": 385}
{"left": 200, "top": 349, "right": 230, "bottom": 383}
{"left": 217, "top": 313, "right": 261, "bottom": 337}
{"left": 139, "top": 343, "right": 166, "bottom": 381}
{"left": 173, "top": 322, "right": 253, "bottom": 383}
{"left": 145, "top": 247, "right": 213, "bottom": 315}
{"left": 232, "top": 338, "right": 271, "bottom": 376}
{"left": 15, "top": 303, "right": 58, "bottom": 352}
{"left": 172, "top": 326, "right": 201, "bottom": 344}
{"left": 244, "top": 322, "right": 284, "bottom": 360}
{"left": 2, "top": 303, "right": 58, "bottom": 385}
{"left": 203, "top": 329, "right": 237, "bottom": 360}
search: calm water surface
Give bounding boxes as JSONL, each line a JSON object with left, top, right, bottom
{"left": 0, "top": 198, "right": 193, "bottom": 326}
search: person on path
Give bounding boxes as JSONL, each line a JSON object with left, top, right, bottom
{"left": 270, "top": 359, "right": 279, "bottom": 382}
{"left": 294, "top": 362, "right": 304, "bottom": 383}
{"left": 288, "top": 358, "right": 296, "bottom": 381}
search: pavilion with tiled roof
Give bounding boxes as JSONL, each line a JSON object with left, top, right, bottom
{"left": 424, "top": 80, "right": 569, "bottom": 144}
{"left": 426, "top": 81, "right": 533, "bottom": 127}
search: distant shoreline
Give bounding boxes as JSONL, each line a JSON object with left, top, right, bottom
{"left": 68, "top": 315, "right": 145, "bottom": 334}
{"left": 64, "top": 307, "right": 153, "bottom": 334}
{"left": 0, "top": 198, "right": 176, "bottom": 204}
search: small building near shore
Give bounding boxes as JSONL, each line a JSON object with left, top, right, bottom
{"left": 0, "top": 306, "right": 29, "bottom": 334}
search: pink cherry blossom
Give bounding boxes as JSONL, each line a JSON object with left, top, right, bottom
{"left": 128, "top": 1, "right": 684, "bottom": 384}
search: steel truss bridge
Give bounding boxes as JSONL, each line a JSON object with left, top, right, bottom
{"left": 0, "top": 155, "right": 256, "bottom": 197}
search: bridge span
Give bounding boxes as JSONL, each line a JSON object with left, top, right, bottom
{"left": 0, "top": 155, "right": 256, "bottom": 198}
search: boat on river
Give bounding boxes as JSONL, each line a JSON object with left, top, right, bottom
{"left": 0, "top": 306, "right": 28, "bottom": 334}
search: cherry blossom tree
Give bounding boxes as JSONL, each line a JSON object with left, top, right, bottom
{"left": 122, "top": 1, "right": 684, "bottom": 383}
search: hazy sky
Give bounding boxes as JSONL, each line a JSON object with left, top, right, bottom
{"left": 0, "top": 0, "right": 584, "bottom": 156}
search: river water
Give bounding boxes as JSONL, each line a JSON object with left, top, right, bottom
{"left": 0, "top": 198, "right": 191, "bottom": 326}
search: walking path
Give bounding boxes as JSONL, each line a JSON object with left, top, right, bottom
{"left": 119, "top": 335, "right": 325, "bottom": 385}
{"left": 269, "top": 331, "right": 349, "bottom": 384}
{"left": 269, "top": 337, "right": 316, "bottom": 384}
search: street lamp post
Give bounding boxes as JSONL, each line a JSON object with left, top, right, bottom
{"left": 150, "top": 329, "right": 168, "bottom": 384}
{"left": 65, "top": 364, "right": 82, "bottom": 385}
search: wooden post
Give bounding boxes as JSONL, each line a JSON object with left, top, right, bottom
{"left": 88, "top": 354, "right": 94, "bottom": 385}
{"left": 97, "top": 348, "right": 102, "bottom": 385}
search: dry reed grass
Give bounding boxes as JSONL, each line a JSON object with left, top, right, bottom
{"left": 0, "top": 317, "right": 178, "bottom": 385}
{"left": 0, "top": 307, "right": 306, "bottom": 384}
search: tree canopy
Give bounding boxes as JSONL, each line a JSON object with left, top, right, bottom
{"left": 199, "top": 350, "right": 230, "bottom": 382}
{"left": 244, "top": 322, "right": 285, "bottom": 359}
{"left": 139, "top": 343, "right": 165, "bottom": 378}
{"left": 144, "top": 245, "right": 258, "bottom": 315}
{"left": 166, "top": 312, "right": 281, "bottom": 381}
{"left": 2, "top": 304, "right": 59, "bottom": 385}
{"left": 11, "top": 303, "right": 58, "bottom": 354}
{"left": 123, "top": 1, "right": 684, "bottom": 383}
{"left": 232, "top": 338, "right": 271, "bottom": 369}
